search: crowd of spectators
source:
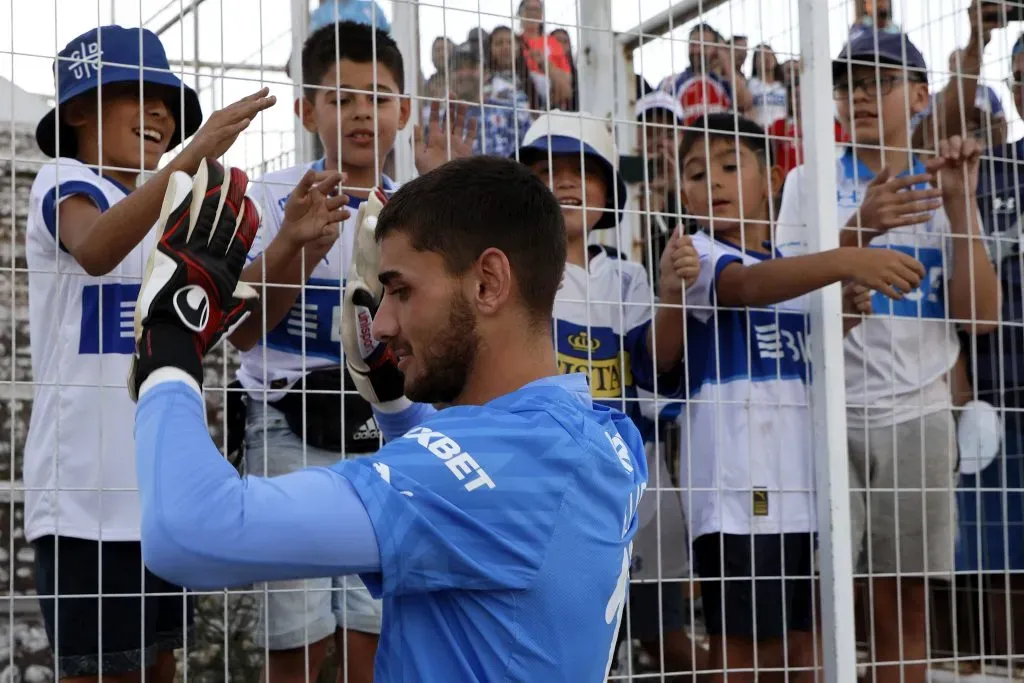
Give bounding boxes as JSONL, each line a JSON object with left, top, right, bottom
{"left": 23, "top": 0, "right": 1024, "bottom": 681}
{"left": 410, "top": 0, "right": 1024, "bottom": 677}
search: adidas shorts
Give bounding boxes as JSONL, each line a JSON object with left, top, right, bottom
{"left": 244, "top": 401, "right": 383, "bottom": 647}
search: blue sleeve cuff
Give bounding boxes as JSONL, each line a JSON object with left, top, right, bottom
{"left": 710, "top": 254, "right": 743, "bottom": 305}
{"left": 373, "top": 401, "right": 437, "bottom": 442}
{"left": 627, "top": 318, "right": 686, "bottom": 398}
{"left": 41, "top": 180, "right": 110, "bottom": 253}
{"left": 990, "top": 88, "right": 1004, "bottom": 116}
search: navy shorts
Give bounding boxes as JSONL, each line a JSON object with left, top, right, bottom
{"left": 33, "top": 535, "right": 194, "bottom": 678}
{"left": 619, "top": 580, "right": 688, "bottom": 643}
{"left": 693, "top": 533, "right": 816, "bottom": 641}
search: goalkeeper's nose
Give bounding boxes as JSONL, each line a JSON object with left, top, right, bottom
{"left": 369, "top": 289, "right": 398, "bottom": 344}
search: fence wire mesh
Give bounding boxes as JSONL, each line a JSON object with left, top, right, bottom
{"left": 3, "top": 0, "right": 1024, "bottom": 681}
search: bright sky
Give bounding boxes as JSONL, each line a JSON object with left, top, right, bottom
{"left": 2, "top": 0, "right": 1023, "bottom": 169}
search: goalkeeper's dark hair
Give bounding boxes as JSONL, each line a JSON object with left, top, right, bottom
{"left": 376, "top": 157, "right": 567, "bottom": 323}
{"left": 300, "top": 21, "right": 405, "bottom": 99}
{"left": 679, "top": 113, "right": 773, "bottom": 168}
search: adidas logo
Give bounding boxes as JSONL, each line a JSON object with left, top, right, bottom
{"left": 353, "top": 417, "right": 380, "bottom": 441}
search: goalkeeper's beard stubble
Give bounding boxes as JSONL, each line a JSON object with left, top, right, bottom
{"left": 400, "top": 289, "right": 479, "bottom": 405}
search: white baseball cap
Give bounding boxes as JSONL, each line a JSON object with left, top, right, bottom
{"left": 635, "top": 91, "right": 685, "bottom": 123}
{"left": 515, "top": 111, "right": 627, "bottom": 231}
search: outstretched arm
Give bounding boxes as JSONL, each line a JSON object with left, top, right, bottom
{"left": 136, "top": 375, "right": 380, "bottom": 589}
{"left": 130, "top": 160, "right": 380, "bottom": 590}
{"left": 715, "top": 246, "right": 925, "bottom": 308}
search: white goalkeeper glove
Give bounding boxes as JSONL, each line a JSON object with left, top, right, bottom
{"left": 341, "top": 188, "right": 406, "bottom": 405}
{"left": 128, "top": 159, "right": 261, "bottom": 401}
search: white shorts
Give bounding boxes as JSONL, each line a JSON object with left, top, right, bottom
{"left": 244, "top": 400, "right": 383, "bottom": 649}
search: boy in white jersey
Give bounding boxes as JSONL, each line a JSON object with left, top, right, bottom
{"left": 670, "top": 113, "right": 925, "bottom": 683}
{"left": 25, "top": 24, "right": 275, "bottom": 682}
{"left": 513, "top": 111, "right": 707, "bottom": 677}
{"left": 227, "top": 21, "right": 469, "bottom": 683}
{"left": 776, "top": 31, "right": 999, "bottom": 683}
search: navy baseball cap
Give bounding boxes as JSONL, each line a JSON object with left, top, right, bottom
{"left": 833, "top": 31, "right": 928, "bottom": 84}
{"left": 36, "top": 25, "right": 203, "bottom": 158}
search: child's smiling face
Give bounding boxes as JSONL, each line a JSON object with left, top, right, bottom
{"left": 528, "top": 155, "right": 608, "bottom": 240}
{"left": 65, "top": 82, "right": 177, "bottom": 172}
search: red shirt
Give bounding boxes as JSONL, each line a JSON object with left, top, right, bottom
{"left": 770, "top": 118, "right": 850, "bottom": 177}
{"left": 659, "top": 69, "right": 733, "bottom": 125}
{"left": 521, "top": 35, "right": 571, "bottom": 75}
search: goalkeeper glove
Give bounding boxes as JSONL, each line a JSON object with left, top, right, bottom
{"left": 128, "top": 158, "right": 262, "bottom": 401}
{"left": 341, "top": 187, "right": 406, "bottom": 405}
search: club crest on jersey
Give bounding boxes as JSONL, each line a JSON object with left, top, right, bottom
{"left": 752, "top": 488, "right": 769, "bottom": 516}
{"left": 172, "top": 285, "right": 210, "bottom": 332}
{"left": 567, "top": 331, "right": 600, "bottom": 353}
{"left": 555, "top": 323, "right": 633, "bottom": 398}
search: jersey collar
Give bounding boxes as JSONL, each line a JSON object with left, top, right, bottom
{"left": 85, "top": 164, "right": 133, "bottom": 196}
{"left": 514, "top": 373, "right": 592, "bottom": 407}
{"left": 706, "top": 231, "right": 782, "bottom": 261}
{"left": 839, "top": 147, "right": 926, "bottom": 184}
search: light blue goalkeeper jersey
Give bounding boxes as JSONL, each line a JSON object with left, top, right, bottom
{"left": 135, "top": 372, "right": 647, "bottom": 682}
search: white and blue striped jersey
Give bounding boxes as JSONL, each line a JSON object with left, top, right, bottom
{"left": 747, "top": 77, "right": 788, "bottom": 129}
{"left": 237, "top": 160, "right": 395, "bottom": 401}
{"left": 680, "top": 231, "right": 816, "bottom": 537}
{"left": 776, "top": 151, "right": 960, "bottom": 428}
{"left": 554, "top": 250, "right": 664, "bottom": 417}
{"left": 24, "top": 157, "right": 157, "bottom": 542}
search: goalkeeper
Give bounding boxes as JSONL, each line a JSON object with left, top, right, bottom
{"left": 133, "top": 155, "right": 648, "bottom": 682}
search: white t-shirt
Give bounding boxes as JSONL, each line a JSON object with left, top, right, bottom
{"left": 24, "top": 158, "right": 157, "bottom": 542}
{"left": 237, "top": 160, "right": 396, "bottom": 402}
{"left": 679, "top": 231, "right": 816, "bottom": 538}
{"left": 747, "top": 77, "right": 788, "bottom": 129}
{"left": 776, "top": 152, "right": 961, "bottom": 428}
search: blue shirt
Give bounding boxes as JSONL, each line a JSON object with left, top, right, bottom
{"left": 472, "top": 74, "right": 534, "bottom": 158}
{"left": 974, "top": 138, "right": 1024, "bottom": 406}
{"left": 136, "top": 373, "right": 647, "bottom": 682}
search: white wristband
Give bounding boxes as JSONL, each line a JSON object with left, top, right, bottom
{"left": 139, "top": 367, "right": 202, "bottom": 400}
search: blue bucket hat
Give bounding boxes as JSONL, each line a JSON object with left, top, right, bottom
{"left": 36, "top": 25, "right": 203, "bottom": 158}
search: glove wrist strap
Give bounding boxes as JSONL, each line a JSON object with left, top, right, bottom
{"left": 348, "top": 367, "right": 384, "bottom": 405}
{"left": 135, "top": 322, "right": 204, "bottom": 395}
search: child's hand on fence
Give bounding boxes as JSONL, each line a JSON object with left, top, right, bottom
{"left": 844, "top": 247, "right": 925, "bottom": 301}
{"left": 841, "top": 282, "right": 873, "bottom": 335}
{"left": 845, "top": 166, "right": 943, "bottom": 239}
{"left": 414, "top": 100, "right": 479, "bottom": 174}
{"left": 673, "top": 232, "right": 701, "bottom": 290}
{"left": 174, "top": 88, "right": 277, "bottom": 173}
{"left": 658, "top": 229, "right": 699, "bottom": 300}
{"left": 280, "top": 169, "right": 349, "bottom": 255}
{"left": 925, "top": 135, "right": 983, "bottom": 205}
